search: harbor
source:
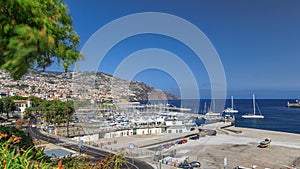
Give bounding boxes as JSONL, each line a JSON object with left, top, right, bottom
{"left": 40, "top": 121, "right": 300, "bottom": 168}
{"left": 41, "top": 99, "right": 300, "bottom": 168}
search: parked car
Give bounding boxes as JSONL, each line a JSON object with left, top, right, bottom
{"left": 181, "top": 139, "right": 187, "bottom": 143}
{"left": 189, "top": 135, "right": 199, "bottom": 140}
{"left": 162, "top": 143, "right": 169, "bottom": 149}
{"left": 189, "top": 161, "right": 201, "bottom": 168}
{"left": 92, "top": 143, "right": 99, "bottom": 147}
{"left": 177, "top": 139, "right": 188, "bottom": 144}
{"left": 178, "top": 163, "right": 192, "bottom": 169}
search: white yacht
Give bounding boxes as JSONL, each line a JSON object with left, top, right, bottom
{"left": 223, "top": 96, "right": 238, "bottom": 113}
{"left": 242, "top": 94, "right": 264, "bottom": 119}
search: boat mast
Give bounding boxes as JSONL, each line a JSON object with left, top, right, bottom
{"left": 253, "top": 94, "right": 256, "bottom": 115}
{"left": 231, "top": 96, "right": 234, "bottom": 109}
{"left": 213, "top": 99, "right": 216, "bottom": 112}
{"left": 203, "top": 102, "right": 207, "bottom": 114}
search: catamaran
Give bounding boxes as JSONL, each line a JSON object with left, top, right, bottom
{"left": 242, "top": 94, "right": 264, "bottom": 119}
{"left": 223, "top": 96, "right": 238, "bottom": 113}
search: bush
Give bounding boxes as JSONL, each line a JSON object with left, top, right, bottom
{"left": 0, "top": 126, "right": 34, "bottom": 149}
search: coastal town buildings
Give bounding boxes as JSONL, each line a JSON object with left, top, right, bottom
{"left": 0, "top": 70, "right": 177, "bottom": 102}
{"left": 13, "top": 99, "right": 32, "bottom": 115}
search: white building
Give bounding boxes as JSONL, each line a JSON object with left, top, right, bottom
{"left": 100, "top": 127, "right": 164, "bottom": 139}
{"left": 0, "top": 90, "right": 7, "bottom": 98}
{"left": 13, "top": 100, "right": 32, "bottom": 118}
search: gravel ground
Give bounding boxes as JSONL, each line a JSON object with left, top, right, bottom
{"left": 41, "top": 125, "right": 300, "bottom": 168}
{"left": 142, "top": 126, "right": 300, "bottom": 169}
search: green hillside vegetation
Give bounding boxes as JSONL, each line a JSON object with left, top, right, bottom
{"left": 0, "top": 127, "right": 127, "bottom": 169}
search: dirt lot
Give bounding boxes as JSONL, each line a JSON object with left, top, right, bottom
{"left": 184, "top": 143, "right": 300, "bottom": 168}
{"left": 141, "top": 127, "right": 300, "bottom": 168}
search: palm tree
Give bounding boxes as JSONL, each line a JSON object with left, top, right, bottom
{"left": 23, "top": 107, "right": 35, "bottom": 119}
{"left": 51, "top": 101, "right": 64, "bottom": 126}
{"left": 65, "top": 101, "right": 74, "bottom": 138}
{"left": 28, "top": 96, "right": 42, "bottom": 115}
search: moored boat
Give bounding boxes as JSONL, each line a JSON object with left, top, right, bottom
{"left": 259, "top": 138, "right": 271, "bottom": 148}
{"left": 223, "top": 96, "right": 239, "bottom": 113}
{"left": 242, "top": 94, "right": 264, "bottom": 119}
{"left": 286, "top": 100, "right": 300, "bottom": 108}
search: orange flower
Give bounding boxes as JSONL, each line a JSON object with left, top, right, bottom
{"left": 7, "top": 136, "right": 14, "bottom": 143}
{"left": 57, "top": 160, "right": 64, "bottom": 169}
{"left": 12, "top": 136, "right": 21, "bottom": 144}
{"left": 0, "top": 133, "right": 7, "bottom": 139}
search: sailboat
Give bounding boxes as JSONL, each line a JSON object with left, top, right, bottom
{"left": 203, "top": 100, "right": 222, "bottom": 121}
{"left": 242, "top": 94, "right": 264, "bottom": 119}
{"left": 223, "top": 96, "right": 238, "bottom": 113}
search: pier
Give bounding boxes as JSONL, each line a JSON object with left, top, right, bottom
{"left": 287, "top": 101, "right": 300, "bottom": 108}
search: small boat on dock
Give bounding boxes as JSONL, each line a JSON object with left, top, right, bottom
{"left": 259, "top": 138, "right": 271, "bottom": 148}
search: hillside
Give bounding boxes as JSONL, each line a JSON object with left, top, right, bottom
{"left": 0, "top": 70, "right": 179, "bottom": 101}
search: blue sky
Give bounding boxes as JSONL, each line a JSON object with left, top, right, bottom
{"left": 59, "top": 0, "right": 300, "bottom": 99}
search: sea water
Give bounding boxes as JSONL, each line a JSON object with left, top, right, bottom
{"left": 153, "top": 99, "right": 300, "bottom": 134}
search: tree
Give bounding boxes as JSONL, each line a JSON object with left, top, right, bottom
{"left": 0, "top": 0, "right": 82, "bottom": 79}
{"left": 38, "top": 100, "right": 51, "bottom": 123}
{"left": 29, "top": 96, "right": 43, "bottom": 115}
{"left": 10, "top": 95, "right": 28, "bottom": 100}
{"left": 23, "top": 107, "right": 35, "bottom": 119}
{"left": 64, "top": 101, "right": 74, "bottom": 137}
{"left": 2, "top": 97, "right": 16, "bottom": 120}
{"left": 0, "top": 99, "right": 3, "bottom": 115}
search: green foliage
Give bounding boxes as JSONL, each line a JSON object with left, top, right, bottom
{"left": 0, "top": 99, "right": 3, "bottom": 114}
{"left": 23, "top": 98, "right": 75, "bottom": 126}
{"left": 93, "top": 153, "right": 128, "bottom": 169}
{"left": 23, "top": 107, "right": 35, "bottom": 119}
{"left": 55, "top": 153, "right": 128, "bottom": 169}
{"left": 0, "top": 126, "right": 34, "bottom": 150}
{"left": 23, "top": 96, "right": 44, "bottom": 118}
{"left": 1, "top": 97, "right": 16, "bottom": 119}
{"left": 0, "top": 127, "right": 127, "bottom": 169}
{"left": 0, "top": 134, "right": 52, "bottom": 169}
{"left": 10, "top": 96, "right": 28, "bottom": 100}
{"left": 58, "top": 156, "right": 93, "bottom": 169}
{"left": 29, "top": 96, "right": 43, "bottom": 107}
{"left": 0, "top": 0, "right": 82, "bottom": 79}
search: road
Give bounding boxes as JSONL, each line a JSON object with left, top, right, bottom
{"left": 26, "top": 124, "right": 153, "bottom": 169}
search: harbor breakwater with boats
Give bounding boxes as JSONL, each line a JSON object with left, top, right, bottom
{"left": 164, "top": 99, "right": 300, "bottom": 134}
{"left": 66, "top": 98, "right": 300, "bottom": 141}
{"left": 43, "top": 98, "right": 300, "bottom": 168}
